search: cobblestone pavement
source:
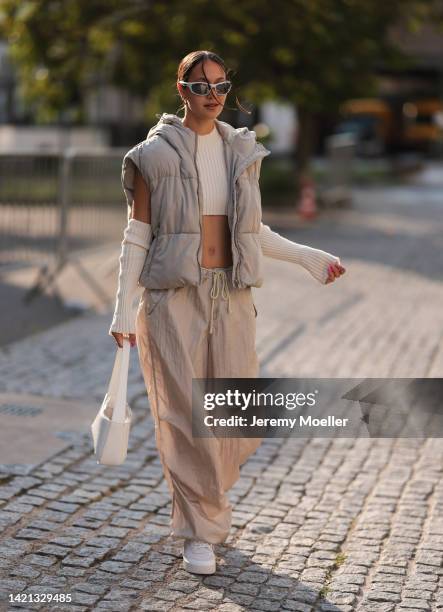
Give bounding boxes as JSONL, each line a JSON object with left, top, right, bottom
{"left": 1, "top": 180, "right": 443, "bottom": 611}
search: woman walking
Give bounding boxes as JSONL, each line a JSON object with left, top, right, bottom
{"left": 109, "top": 50, "right": 345, "bottom": 575}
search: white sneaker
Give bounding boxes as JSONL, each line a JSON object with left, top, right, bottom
{"left": 182, "top": 539, "right": 216, "bottom": 574}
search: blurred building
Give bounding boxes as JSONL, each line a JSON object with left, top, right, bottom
{"left": 320, "top": 9, "right": 443, "bottom": 156}
{"left": 0, "top": 40, "right": 145, "bottom": 150}
{"left": 259, "top": 102, "right": 298, "bottom": 156}
{"left": 0, "top": 41, "right": 16, "bottom": 123}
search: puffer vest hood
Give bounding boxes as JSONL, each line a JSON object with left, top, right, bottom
{"left": 121, "top": 112, "right": 271, "bottom": 290}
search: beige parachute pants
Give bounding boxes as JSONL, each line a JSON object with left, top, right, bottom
{"left": 135, "top": 265, "right": 263, "bottom": 544}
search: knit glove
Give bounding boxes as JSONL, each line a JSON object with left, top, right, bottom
{"left": 109, "top": 218, "right": 153, "bottom": 336}
{"left": 259, "top": 222, "right": 341, "bottom": 284}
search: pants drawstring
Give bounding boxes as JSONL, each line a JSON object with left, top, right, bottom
{"left": 209, "top": 270, "right": 231, "bottom": 334}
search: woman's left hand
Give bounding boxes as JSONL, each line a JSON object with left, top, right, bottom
{"left": 325, "top": 261, "right": 346, "bottom": 284}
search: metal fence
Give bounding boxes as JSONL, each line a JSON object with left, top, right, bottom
{"left": 0, "top": 148, "right": 128, "bottom": 301}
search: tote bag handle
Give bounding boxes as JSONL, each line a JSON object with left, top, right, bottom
{"left": 108, "top": 337, "right": 130, "bottom": 423}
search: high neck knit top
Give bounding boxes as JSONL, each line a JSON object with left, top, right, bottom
{"left": 196, "top": 125, "right": 229, "bottom": 215}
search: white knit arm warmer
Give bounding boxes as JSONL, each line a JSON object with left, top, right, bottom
{"left": 259, "top": 222, "right": 341, "bottom": 284}
{"left": 109, "top": 218, "right": 153, "bottom": 336}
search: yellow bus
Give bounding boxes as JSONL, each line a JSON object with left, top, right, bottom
{"left": 402, "top": 98, "right": 443, "bottom": 149}
{"left": 337, "top": 99, "right": 394, "bottom": 155}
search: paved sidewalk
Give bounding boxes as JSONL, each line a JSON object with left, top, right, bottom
{"left": 1, "top": 181, "right": 443, "bottom": 611}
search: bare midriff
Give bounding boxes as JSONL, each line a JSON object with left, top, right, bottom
{"left": 201, "top": 215, "right": 233, "bottom": 268}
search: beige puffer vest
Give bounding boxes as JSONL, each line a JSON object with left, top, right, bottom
{"left": 121, "top": 113, "right": 271, "bottom": 290}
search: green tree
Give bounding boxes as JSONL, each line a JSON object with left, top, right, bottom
{"left": 0, "top": 0, "right": 437, "bottom": 175}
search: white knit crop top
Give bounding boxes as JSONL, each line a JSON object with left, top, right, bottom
{"left": 196, "top": 125, "right": 229, "bottom": 215}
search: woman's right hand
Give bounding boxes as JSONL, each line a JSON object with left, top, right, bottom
{"left": 111, "top": 332, "right": 137, "bottom": 348}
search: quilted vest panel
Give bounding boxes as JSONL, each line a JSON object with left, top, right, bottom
{"left": 121, "top": 113, "right": 271, "bottom": 290}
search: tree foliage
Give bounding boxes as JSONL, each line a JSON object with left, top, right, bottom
{"left": 0, "top": 0, "right": 437, "bottom": 167}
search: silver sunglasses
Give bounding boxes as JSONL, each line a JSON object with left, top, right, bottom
{"left": 178, "top": 80, "right": 232, "bottom": 96}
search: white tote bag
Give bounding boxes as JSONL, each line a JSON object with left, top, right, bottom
{"left": 91, "top": 337, "right": 132, "bottom": 465}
